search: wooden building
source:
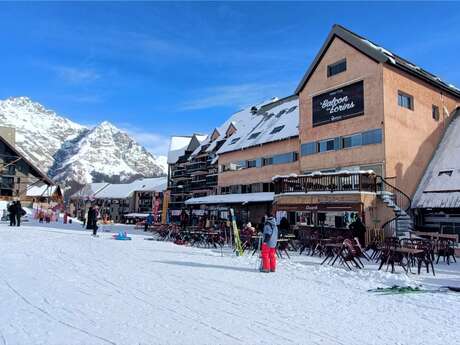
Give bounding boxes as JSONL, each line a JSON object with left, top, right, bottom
{"left": 0, "top": 135, "right": 54, "bottom": 201}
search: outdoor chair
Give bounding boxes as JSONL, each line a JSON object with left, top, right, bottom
{"left": 377, "top": 237, "right": 402, "bottom": 273}
{"left": 337, "top": 239, "right": 363, "bottom": 270}
{"left": 436, "top": 239, "right": 457, "bottom": 265}
{"left": 353, "top": 237, "right": 371, "bottom": 261}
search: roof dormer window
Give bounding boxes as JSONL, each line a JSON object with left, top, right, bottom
{"left": 248, "top": 132, "right": 261, "bottom": 140}
{"left": 438, "top": 170, "right": 453, "bottom": 177}
{"left": 270, "top": 125, "right": 284, "bottom": 134}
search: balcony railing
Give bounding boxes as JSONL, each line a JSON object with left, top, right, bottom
{"left": 273, "top": 172, "right": 377, "bottom": 194}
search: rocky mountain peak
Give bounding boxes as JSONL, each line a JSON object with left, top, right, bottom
{"left": 0, "top": 97, "right": 167, "bottom": 191}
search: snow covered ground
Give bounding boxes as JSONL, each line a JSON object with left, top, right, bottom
{"left": 0, "top": 222, "right": 459, "bottom": 345}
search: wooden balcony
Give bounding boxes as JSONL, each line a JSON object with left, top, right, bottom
{"left": 273, "top": 172, "right": 377, "bottom": 194}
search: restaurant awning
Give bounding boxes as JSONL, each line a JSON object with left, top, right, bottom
{"left": 185, "top": 192, "right": 274, "bottom": 206}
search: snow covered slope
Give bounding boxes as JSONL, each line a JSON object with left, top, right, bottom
{"left": 0, "top": 97, "right": 166, "bottom": 187}
{"left": 51, "top": 121, "right": 165, "bottom": 185}
{"left": 0, "top": 222, "right": 458, "bottom": 345}
{"left": 0, "top": 97, "right": 85, "bottom": 171}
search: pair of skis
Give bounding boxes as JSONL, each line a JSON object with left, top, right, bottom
{"left": 368, "top": 285, "right": 451, "bottom": 295}
{"left": 229, "top": 209, "right": 243, "bottom": 256}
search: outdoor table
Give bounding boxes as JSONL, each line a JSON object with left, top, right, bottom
{"left": 312, "top": 238, "right": 331, "bottom": 256}
{"left": 388, "top": 247, "right": 424, "bottom": 274}
{"left": 282, "top": 234, "right": 297, "bottom": 251}
{"left": 250, "top": 236, "right": 291, "bottom": 259}
{"left": 320, "top": 243, "right": 343, "bottom": 266}
{"left": 276, "top": 239, "right": 290, "bottom": 259}
{"left": 411, "top": 231, "right": 439, "bottom": 240}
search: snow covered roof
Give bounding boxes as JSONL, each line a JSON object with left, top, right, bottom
{"left": 185, "top": 192, "right": 274, "bottom": 205}
{"left": 296, "top": 24, "right": 460, "bottom": 98}
{"left": 167, "top": 136, "right": 193, "bottom": 164}
{"left": 189, "top": 98, "right": 279, "bottom": 160}
{"left": 217, "top": 96, "right": 299, "bottom": 154}
{"left": 26, "top": 185, "right": 59, "bottom": 197}
{"left": 94, "top": 177, "right": 167, "bottom": 199}
{"left": 413, "top": 108, "right": 460, "bottom": 209}
{"left": 71, "top": 183, "right": 109, "bottom": 199}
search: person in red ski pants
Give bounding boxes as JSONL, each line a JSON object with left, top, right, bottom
{"left": 261, "top": 214, "right": 278, "bottom": 273}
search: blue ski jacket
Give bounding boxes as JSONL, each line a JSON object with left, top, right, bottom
{"left": 263, "top": 217, "right": 278, "bottom": 248}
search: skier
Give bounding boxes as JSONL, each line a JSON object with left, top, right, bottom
{"left": 8, "top": 201, "right": 16, "bottom": 226}
{"left": 89, "top": 206, "right": 99, "bottom": 236}
{"left": 15, "top": 201, "right": 24, "bottom": 227}
{"left": 86, "top": 206, "right": 97, "bottom": 234}
{"left": 261, "top": 212, "right": 278, "bottom": 273}
{"left": 144, "top": 212, "right": 153, "bottom": 232}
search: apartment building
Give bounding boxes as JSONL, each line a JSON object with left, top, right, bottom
{"left": 273, "top": 24, "right": 460, "bottom": 236}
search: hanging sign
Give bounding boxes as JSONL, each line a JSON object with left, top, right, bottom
{"left": 312, "top": 80, "right": 364, "bottom": 126}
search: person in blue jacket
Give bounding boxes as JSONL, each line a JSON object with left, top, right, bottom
{"left": 144, "top": 212, "right": 154, "bottom": 231}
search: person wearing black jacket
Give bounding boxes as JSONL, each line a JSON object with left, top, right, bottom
{"left": 349, "top": 215, "right": 367, "bottom": 246}
{"left": 8, "top": 201, "right": 16, "bottom": 226}
{"left": 15, "top": 201, "right": 24, "bottom": 227}
{"left": 86, "top": 206, "right": 94, "bottom": 230}
{"left": 279, "top": 217, "right": 290, "bottom": 237}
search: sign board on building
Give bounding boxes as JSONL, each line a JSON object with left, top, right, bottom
{"left": 312, "top": 80, "right": 364, "bottom": 126}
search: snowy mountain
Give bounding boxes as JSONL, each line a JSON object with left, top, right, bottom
{"left": 0, "top": 97, "right": 167, "bottom": 189}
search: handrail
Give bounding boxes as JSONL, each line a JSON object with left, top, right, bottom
{"left": 376, "top": 175, "right": 412, "bottom": 212}
{"left": 376, "top": 175, "right": 412, "bottom": 236}
{"left": 273, "top": 173, "right": 377, "bottom": 194}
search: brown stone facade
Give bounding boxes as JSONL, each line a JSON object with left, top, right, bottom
{"left": 299, "top": 37, "right": 385, "bottom": 173}
{"left": 382, "top": 64, "right": 459, "bottom": 196}
{"left": 218, "top": 137, "right": 300, "bottom": 187}
{"left": 297, "top": 36, "right": 460, "bottom": 198}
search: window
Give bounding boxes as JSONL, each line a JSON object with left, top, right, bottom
{"left": 398, "top": 91, "right": 414, "bottom": 110}
{"left": 270, "top": 125, "right": 284, "bottom": 134}
{"left": 301, "top": 128, "right": 382, "bottom": 157}
{"left": 361, "top": 129, "right": 382, "bottom": 145}
{"left": 432, "top": 105, "right": 440, "bottom": 121}
{"left": 438, "top": 170, "right": 453, "bottom": 177}
{"left": 246, "top": 160, "right": 257, "bottom": 168}
{"left": 229, "top": 137, "right": 240, "bottom": 145}
{"left": 327, "top": 59, "right": 347, "bottom": 77}
{"left": 318, "top": 139, "right": 336, "bottom": 152}
{"left": 248, "top": 132, "right": 261, "bottom": 140}
{"left": 286, "top": 106, "right": 297, "bottom": 113}
{"left": 301, "top": 142, "right": 317, "bottom": 156}
{"left": 342, "top": 134, "right": 362, "bottom": 148}
{"left": 262, "top": 157, "right": 273, "bottom": 166}
{"left": 276, "top": 109, "right": 286, "bottom": 118}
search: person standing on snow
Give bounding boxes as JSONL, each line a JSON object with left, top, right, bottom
{"left": 144, "top": 212, "right": 154, "bottom": 232}
{"left": 15, "top": 201, "right": 24, "bottom": 227}
{"left": 261, "top": 212, "right": 278, "bottom": 273}
{"left": 86, "top": 206, "right": 98, "bottom": 236}
{"left": 8, "top": 201, "right": 16, "bottom": 226}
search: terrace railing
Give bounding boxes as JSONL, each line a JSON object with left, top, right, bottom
{"left": 273, "top": 173, "right": 378, "bottom": 194}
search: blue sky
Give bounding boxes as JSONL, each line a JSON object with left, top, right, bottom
{"left": 0, "top": 2, "right": 459, "bottom": 155}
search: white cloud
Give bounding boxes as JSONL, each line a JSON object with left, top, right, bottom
{"left": 181, "top": 82, "right": 295, "bottom": 111}
{"left": 53, "top": 66, "right": 101, "bottom": 84}
{"left": 121, "top": 124, "right": 171, "bottom": 156}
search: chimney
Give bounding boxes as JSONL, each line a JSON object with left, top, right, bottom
{"left": 250, "top": 106, "right": 258, "bottom": 115}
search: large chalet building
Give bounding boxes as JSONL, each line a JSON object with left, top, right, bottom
{"left": 167, "top": 24, "right": 460, "bottom": 238}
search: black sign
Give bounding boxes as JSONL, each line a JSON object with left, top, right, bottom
{"left": 312, "top": 80, "right": 364, "bottom": 127}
